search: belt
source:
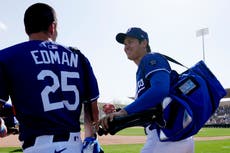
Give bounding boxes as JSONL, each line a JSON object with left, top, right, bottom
{"left": 22, "top": 133, "right": 70, "bottom": 150}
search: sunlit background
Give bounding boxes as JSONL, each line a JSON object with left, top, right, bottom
{"left": 1, "top": 0, "right": 229, "bottom": 104}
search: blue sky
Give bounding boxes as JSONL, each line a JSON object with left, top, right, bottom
{"left": 0, "top": 0, "right": 229, "bottom": 104}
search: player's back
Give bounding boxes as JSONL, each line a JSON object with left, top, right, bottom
{"left": 0, "top": 40, "right": 94, "bottom": 141}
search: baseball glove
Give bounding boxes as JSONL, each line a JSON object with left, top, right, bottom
{"left": 98, "top": 106, "right": 164, "bottom": 136}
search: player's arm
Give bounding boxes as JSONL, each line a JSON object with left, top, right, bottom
{"left": 84, "top": 100, "right": 99, "bottom": 138}
{"left": 124, "top": 70, "right": 170, "bottom": 114}
{"left": 98, "top": 71, "right": 170, "bottom": 131}
{"left": 83, "top": 101, "right": 104, "bottom": 153}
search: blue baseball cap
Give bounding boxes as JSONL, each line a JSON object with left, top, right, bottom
{"left": 116, "top": 27, "right": 149, "bottom": 44}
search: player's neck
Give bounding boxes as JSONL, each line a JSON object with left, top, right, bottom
{"left": 29, "top": 32, "right": 53, "bottom": 41}
{"left": 134, "top": 51, "right": 147, "bottom": 66}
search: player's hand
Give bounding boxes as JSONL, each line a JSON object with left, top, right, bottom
{"left": 0, "top": 117, "right": 7, "bottom": 137}
{"left": 82, "top": 137, "right": 104, "bottom": 153}
{"left": 98, "top": 109, "right": 128, "bottom": 133}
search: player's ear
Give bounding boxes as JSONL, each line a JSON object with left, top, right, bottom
{"left": 48, "top": 22, "right": 57, "bottom": 41}
{"left": 142, "top": 39, "right": 148, "bottom": 47}
{"left": 140, "top": 39, "right": 148, "bottom": 50}
{"left": 48, "top": 22, "right": 55, "bottom": 33}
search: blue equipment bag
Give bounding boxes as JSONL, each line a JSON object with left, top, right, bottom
{"left": 157, "top": 56, "right": 227, "bottom": 141}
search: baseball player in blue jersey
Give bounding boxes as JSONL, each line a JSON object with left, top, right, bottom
{"left": 99, "top": 27, "right": 194, "bottom": 153}
{"left": 0, "top": 3, "right": 102, "bottom": 153}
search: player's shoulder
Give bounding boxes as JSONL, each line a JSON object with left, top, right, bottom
{"left": 141, "top": 52, "right": 168, "bottom": 65}
{"left": 68, "top": 46, "right": 83, "bottom": 55}
{"left": 0, "top": 42, "right": 29, "bottom": 60}
{"left": 68, "top": 46, "right": 90, "bottom": 62}
{"left": 139, "top": 52, "right": 171, "bottom": 73}
{"left": 0, "top": 41, "right": 28, "bottom": 52}
{"left": 143, "top": 52, "right": 165, "bottom": 60}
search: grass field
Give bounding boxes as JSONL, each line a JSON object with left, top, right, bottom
{"left": 0, "top": 128, "right": 229, "bottom": 153}
{"left": 102, "top": 140, "right": 230, "bottom": 153}
{"left": 195, "top": 128, "right": 230, "bottom": 137}
{"left": 116, "top": 127, "right": 230, "bottom": 137}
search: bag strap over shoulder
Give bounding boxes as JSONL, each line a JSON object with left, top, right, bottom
{"left": 160, "top": 53, "right": 189, "bottom": 69}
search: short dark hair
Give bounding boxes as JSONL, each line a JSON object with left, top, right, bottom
{"left": 146, "top": 44, "right": 151, "bottom": 53}
{"left": 138, "top": 40, "right": 151, "bottom": 53}
{"left": 24, "top": 3, "right": 56, "bottom": 35}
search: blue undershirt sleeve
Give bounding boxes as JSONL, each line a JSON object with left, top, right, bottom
{"left": 124, "top": 71, "right": 170, "bottom": 114}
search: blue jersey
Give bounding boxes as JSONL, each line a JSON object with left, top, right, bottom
{"left": 0, "top": 40, "right": 99, "bottom": 141}
{"left": 136, "top": 53, "right": 171, "bottom": 97}
{"left": 125, "top": 52, "right": 171, "bottom": 114}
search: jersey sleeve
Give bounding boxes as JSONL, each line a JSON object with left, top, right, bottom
{"left": 81, "top": 55, "right": 99, "bottom": 103}
{"left": 68, "top": 47, "right": 100, "bottom": 103}
{"left": 124, "top": 53, "right": 171, "bottom": 114}
{"left": 140, "top": 53, "right": 171, "bottom": 79}
{"left": 124, "top": 71, "right": 170, "bottom": 114}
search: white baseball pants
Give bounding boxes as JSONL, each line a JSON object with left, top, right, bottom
{"left": 22, "top": 132, "right": 83, "bottom": 153}
{"left": 141, "top": 127, "right": 194, "bottom": 153}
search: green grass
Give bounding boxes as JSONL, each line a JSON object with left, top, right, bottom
{"left": 195, "top": 128, "right": 230, "bottom": 137}
{"left": 116, "top": 127, "right": 145, "bottom": 136}
{"left": 1, "top": 128, "right": 229, "bottom": 153}
{"left": 1, "top": 141, "right": 230, "bottom": 153}
{"left": 0, "top": 147, "right": 22, "bottom": 153}
{"left": 113, "top": 127, "right": 230, "bottom": 137}
{"left": 102, "top": 144, "right": 143, "bottom": 153}
{"left": 102, "top": 140, "right": 230, "bottom": 153}
{"left": 195, "top": 140, "right": 230, "bottom": 153}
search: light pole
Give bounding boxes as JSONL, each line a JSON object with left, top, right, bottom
{"left": 196, "top": 28, "right": 209, "bottom": 62}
